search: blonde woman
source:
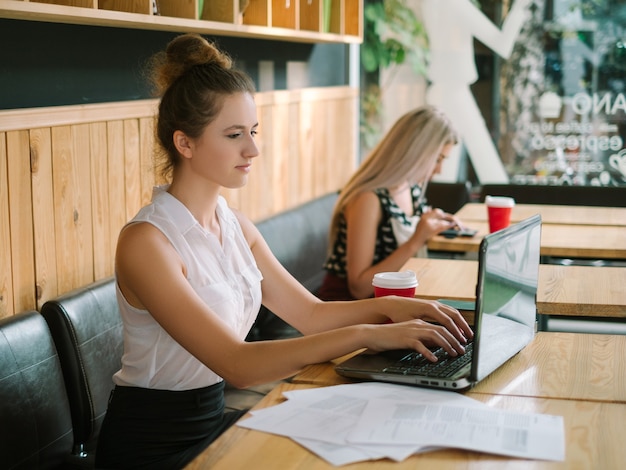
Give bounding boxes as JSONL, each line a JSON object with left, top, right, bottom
{"left": 319, "top": 106, "right": 465, "bottom": 300}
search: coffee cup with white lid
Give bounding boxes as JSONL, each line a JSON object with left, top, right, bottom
{"left": 485, "top": 195, "right": 515, "bottom": 233}
{"left": 372, "top": 271, "right": 418, "bottom": 298}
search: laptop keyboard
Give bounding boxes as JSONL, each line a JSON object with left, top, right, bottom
{"left": 382, "top": 341, "right": 474, "bottom": 378}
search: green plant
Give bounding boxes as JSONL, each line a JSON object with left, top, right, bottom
{"left": 360, "top": 0, "right": 429, "bottom": 149}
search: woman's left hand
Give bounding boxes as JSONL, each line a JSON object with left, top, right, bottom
{"left": 382, "top": 296, "right": 473, "bottom": 345}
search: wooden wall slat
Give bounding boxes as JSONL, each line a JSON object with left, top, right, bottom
{"left": 269, "top": 95, "right": 290, "bottom": 213}
{"left": 286, "top": 100, "right": 301, "bottom": 206}
{"left": 242, "top": 96, "right": 277, "bottom": 221}
{"left": 312, "top": 99, "right": 332, "bottom": 195}
{"left": 0, "top": 87, "right": 358, "bottom": 314}
{"left": 52, "top": 125, "right": 93, "bottom": 293}
{"left": 51, "top": 125, "right": 74, "bottom": 294}
{"left": 298, "top": 99, "right": 315, "bottom": 202}
{"left": 31, "top": 127, "right": 58, "bottom": 309}
{"left": 0, "top": 132, "right": 15, "bottom": 318}
{"left": 90, "top": 122, "right": 113, "bottom": 279}
{"left": 72, "top": 124, "right": 95, "bottom": 286}
{"left": 123, "top": 119, "right": 142, "bottom": 221}
{"left": 331, "top": 95, "right": 356, "bottom": 191}
{"left": 0, "top": 99, "right": 158, "bottom": 133}
{"left": 106, "top": 120, "right": 128, "bottom": 268}
{"left": 7, "top": 130, "right": 36, "bottom": 314}
{"left": 139, "top": 117, "right": 157, "bottom": 205}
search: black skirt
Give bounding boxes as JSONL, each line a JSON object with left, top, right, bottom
{"left": 95, "top": 381, "right": 246, "bottom": 469}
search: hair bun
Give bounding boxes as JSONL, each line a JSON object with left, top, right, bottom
{"left": 152, "top": 33, "right": 232, "bottom": 96}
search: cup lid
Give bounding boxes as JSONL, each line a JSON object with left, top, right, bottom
{"left": 485, "top": 195, "right": 516, "bottom": 208}
{"left": 372, "top": 271, "right": 418, "bottom": 288}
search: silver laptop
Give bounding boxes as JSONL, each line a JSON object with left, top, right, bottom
{"left": 335, "top": 214, "right": 542, "bottom": 391}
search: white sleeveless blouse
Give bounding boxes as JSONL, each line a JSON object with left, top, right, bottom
{"left": 113, "top": 186, "right": 263, "bottom": 390}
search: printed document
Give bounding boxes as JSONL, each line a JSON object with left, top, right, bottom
{"left": 238, "top": 382, "right": 564, "bottom": 465}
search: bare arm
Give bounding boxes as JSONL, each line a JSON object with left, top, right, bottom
{"left": 239, "top": 210, "right": 470, "bottom": 338}
{"left": 116, "top": 217, "right": 471, "bottom": 390}
{"left": 343, "top": 192, "right": 457, "bottom": 299}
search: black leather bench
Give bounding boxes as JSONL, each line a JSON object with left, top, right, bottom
{"left": 247, "top": 191, "right": 338, "bottom": 341}
{"left": 425, "top": 181, "right": 472, "bottom": 214}
{"left": 0, "top": 311, "right": 76, "bottom": 469}
{"left": 40, "top": 277, "right": 122, "bottom": 466}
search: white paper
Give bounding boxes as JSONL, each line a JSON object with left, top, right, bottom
{"left": 237, "top": 382, "right": 565, "bottom": 465}
{"left": 348, "top": 398, "right": 565, "bottom": 461}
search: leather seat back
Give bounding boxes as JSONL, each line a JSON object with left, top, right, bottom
{"left": 40, "top": 277, "right": 122, "bottom": 458}
{"left": 0, "top": 311, "right": 74, "bottom": 469}
{"left": 425, "top": 181, "right": 472, "bottom": 214}
{"left": 256, "top": 192, "right": 338, "bottom": 293}
{"left": 247, "top": 192, "right": 338, "bottom": 340}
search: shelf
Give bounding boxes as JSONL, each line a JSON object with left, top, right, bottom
{"left": 0, "top": 0, "right": 362, "bottom": 44}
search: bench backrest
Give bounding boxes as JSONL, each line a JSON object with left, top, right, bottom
{"left": 0, "top": 311, "right": 74, "bottom": 469}
{"left": 425, "top": 181, "right": 472, "bottom": 213}
{"left": 40, "top": 277, "right": 122, "bottom": 458}
{"left": 248, "top": 192, "right": 338, "bottom": 340}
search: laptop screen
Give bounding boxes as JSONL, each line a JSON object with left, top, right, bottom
{"left": 471, "top": 214, "right": 542, "bottom": 383}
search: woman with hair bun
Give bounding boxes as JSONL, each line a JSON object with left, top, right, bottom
{"left": 95, "top": 34, "right": 472, "bottom": 469}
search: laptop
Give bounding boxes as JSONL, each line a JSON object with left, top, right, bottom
{"left": 335, "top": 214, "right": 542, "bottom": 391}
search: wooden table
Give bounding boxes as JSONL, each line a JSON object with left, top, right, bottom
{"left": 427, "top": 221, "right": 626, "bottom": 259}
{"left": 187, "top": 380, "right": 626, "bottom": 469}
{"left": 456, "top": 202, "right": 626, "bottom": 226}
{"left": 402, "top": 257, "right": 626, "bottom": 318}
{"left": 291, "top": 332, "right": 626, "bottom": 404}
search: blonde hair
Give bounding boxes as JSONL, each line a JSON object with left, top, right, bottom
{"left": 328, "top": 105, "right": 458, "bottom": 247}
{"left": 147, "top": 33, "right": 256, "bottom": 180}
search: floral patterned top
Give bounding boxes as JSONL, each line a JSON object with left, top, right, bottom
{"left": 323, "top": 184, "right": 426, "bottom": 277}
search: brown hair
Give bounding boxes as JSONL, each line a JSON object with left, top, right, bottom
{"left": 148, "top": 33, "right": 256, "bottom": 179}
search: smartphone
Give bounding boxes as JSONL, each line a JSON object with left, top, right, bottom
{"left": 439, "top": 228, "right": 478, "bottom": 238}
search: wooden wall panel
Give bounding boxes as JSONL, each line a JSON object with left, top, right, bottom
{"left": 331, "top": 94, "right": 356, "bottom": 190}
{"left": 267, "top": 93, "right": 291, "bottom": 214}
{"left": 106, "top": 120, "right": 128, "bottom": 266}
{"left": 123, "top": 119, "right": 142, "bottom": 221}
{"left": 286, "top": 100, "right": 302, "bottom": 205}
{"left": 297, "top": 98, "right": 315, "bottom": 203}
{"left": 31, "top": 127, "right": 58, "bottom": 309}
{"left": 240, "top": 94, "right": 280, "bottom": 221}
{"left": 0, "top": 87, "right": 358, "bottom": 314}
{"left": 90, "top": 122, "right": 112, "bottom": 279}
{"left": 52, "top": 125, "right": 94, "bottom": 294}
{"left": 311, "top": 98, "right": 330, "bottom": 194}
{"left": 6, "top": 130, "right": 36, "bottom": 314}
{"left": 50, "top": 124, "right": 74, "bottom": 295}
{"left": 139, "top": 117, "right": 157, "bottom": 205}
{"left": 0, "top": 132, "right": 14, "bottom": 318}
{"left": 72, "top": 124, "right": 95, "bottom": 286}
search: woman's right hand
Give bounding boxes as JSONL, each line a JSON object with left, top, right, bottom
{"left": 412, "top": 208, "right": 457, "bottom": 243}
{"left": 362, "top": 319, "right": 468, "bottom": 362}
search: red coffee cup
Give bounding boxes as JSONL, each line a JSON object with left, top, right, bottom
{"left": 485, "top": 195, "right": 515, "bottom": 233}
{"left": 372, "top": 271, "right": 418, "bottom": 298}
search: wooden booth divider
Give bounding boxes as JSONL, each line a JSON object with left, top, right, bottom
{"left": 0, "top": 86, "right": 357, "bottom": 317}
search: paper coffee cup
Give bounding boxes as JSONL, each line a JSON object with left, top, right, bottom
{"left": 485, "top": 195, "right": 515, "bottom": 233}
{"left": 372, "top": 271, "right": 418, "bottom": 298}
